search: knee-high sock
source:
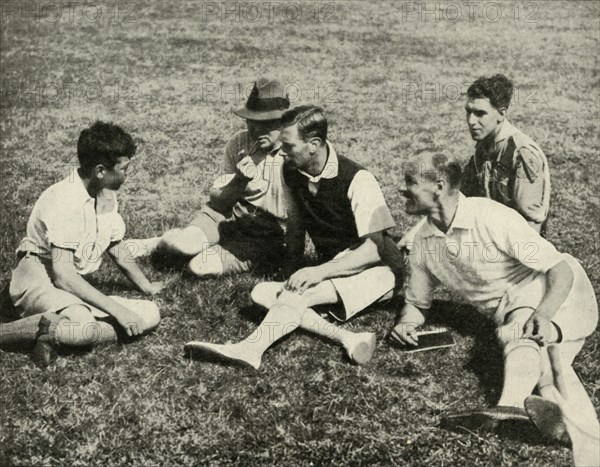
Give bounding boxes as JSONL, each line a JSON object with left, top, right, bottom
{"left": 241, "top": 304, "right": 304, "bottom": 355}
{"left": 544, "top": 344, "right": 600, "bottom": 467}
{"left": 54, "top": 319, "right": 118, "bottom": 347}
{"left": 497, "top": 343, "right": 541, "bottom": 408}
{"left": 299, "top": 308, "right": 355, "bottom": 346}
{"left": 0, "top": 313, "right": 49, "bottom": 346}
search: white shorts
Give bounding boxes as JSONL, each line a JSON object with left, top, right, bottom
{"left": 494, "top": 254, "right": 598, "bottom": 342}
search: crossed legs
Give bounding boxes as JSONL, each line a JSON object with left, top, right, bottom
{"left": 1, "top": 298, "right": 161, "bottom": 365}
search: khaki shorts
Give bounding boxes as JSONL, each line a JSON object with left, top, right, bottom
{"left": 189, "top": 206, "right": 285, "bottom": 274}
{"left": 495, "top": 254, "right": 598, "bottom": 342}
{"left": 9, "top": 254, "right": 156, "bottom": 321}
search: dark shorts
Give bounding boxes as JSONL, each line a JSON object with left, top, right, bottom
{"left": 189, "top": 206, "right": 285, "bottom": 274}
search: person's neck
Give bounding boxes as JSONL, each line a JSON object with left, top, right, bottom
{"left": 305, "top": 144, "right": 329, "bottom": 177}
{"left": 78, "top": 169, "right": 100, "bottom": 198}
{"left": 482, "top": 120, "right": 504, "bottom": 146}
{"left": 428, "top": 193, "right": 460, "bottom": 234}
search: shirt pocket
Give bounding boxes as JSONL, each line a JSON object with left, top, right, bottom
{"left": 491, "top": 162, "right": 514, "bottom": 203}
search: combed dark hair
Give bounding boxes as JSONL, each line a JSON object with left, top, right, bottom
{"left": 77, "top": 121, "right": 136, "bottom": 176}
{"left": 413, "top": 149, "right": 462, "bottom": 188}
{"left": 281, "top": 105, "right": 327, "bottom": 143}
{"left": 467, "top": 74, "right": 514, "bottom": 110}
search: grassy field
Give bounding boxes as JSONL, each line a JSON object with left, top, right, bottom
{"left": 1, "top": 0, "right": 599, "bottom": 465}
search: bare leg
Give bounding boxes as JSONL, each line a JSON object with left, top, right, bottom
{"left": 157, "top": 226, "right": 211, "bottom": 257}
{"left": 188, "top": 243, "right": 227, "bottom": 277}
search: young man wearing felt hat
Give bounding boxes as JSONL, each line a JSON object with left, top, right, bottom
{"left": 128, "top": 78, "right": 295, "bottom": 277}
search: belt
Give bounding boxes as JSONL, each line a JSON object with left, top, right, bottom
{"left": 17, "top": 250, "right": 41, "bottom": 261}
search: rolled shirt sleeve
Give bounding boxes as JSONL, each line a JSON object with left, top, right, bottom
{"left": 513, "top": 146, "right": 549, "bottom": 224}
{"left": 347, "top": 170, "right": 395, "bottom": 237}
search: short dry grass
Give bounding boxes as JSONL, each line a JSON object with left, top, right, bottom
{"left": 1, "top": 1, "right": 599, "bottom": 465}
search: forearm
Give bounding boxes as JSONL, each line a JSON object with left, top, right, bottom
{"left": 209, "top": 174, "right": 250, "bottom": 211}
{"left": 109, "top": 245, "right": 154, "bottom": 293}
{"left": 317, "top": 238, "right": 381, "bottom": 280}
{"left": 53, "top": 271, "right": 133, "bottom": 318}
{"left": 535, "top": 260, "right": 574, "bottom": 320}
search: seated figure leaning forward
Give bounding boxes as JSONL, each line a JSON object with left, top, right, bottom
{"left": 391, "top": 149, "right": 598, "bottom": 467}
{"left": 127, "top": 78, "right": 294, "bottom": 277}
{"left": 186, "top": 105, "right": 402, "bottom": 368}
{"left": 0, "top": 121, "right": 163, "bottom": 366}
{"left": 400, "top": 74, "right": 551, "bottom": 250}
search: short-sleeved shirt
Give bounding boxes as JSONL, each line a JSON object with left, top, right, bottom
{"left": 405, "top": 194, "right": 564, "bottom": 316}
{"left": 210, "top": 130, "right": 292, "bottom": 227}
{"left": 461, "top": 120, "right": 550, "bottom": 226}
{"left": 297, "top": 142, "right": 396, "bottom": 238}
{"left": 17, "top": 172, "right": 126, "bottom": 275}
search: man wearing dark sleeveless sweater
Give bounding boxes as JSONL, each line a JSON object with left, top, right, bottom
{"left": 186, "top": 106, "right": 400, "bottom": 368}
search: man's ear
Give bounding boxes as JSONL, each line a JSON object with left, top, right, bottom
{"left": 436, "top": 179, "right": 446, "bottom": 193}
{"left": 93, "top": 164, "right": 107, "bottom": 179}
{"left": 307, "top": 137, "right": 321, "bottom": 153}
{"left": 497, "top": 106, "right": 507, "bottom": 121}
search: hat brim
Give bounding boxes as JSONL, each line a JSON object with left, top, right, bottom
{"left": 233, "top": 107, "right": 286, "bottom": 121}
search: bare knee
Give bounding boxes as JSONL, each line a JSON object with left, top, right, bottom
{"left": 188, "top": 251, "right": 224, "bottom": 277}
{"left": 160, "top": 227, "right": 207, "bottom": 256}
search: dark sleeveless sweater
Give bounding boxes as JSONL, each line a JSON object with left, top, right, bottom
{"left": 284, "top": 154, "right": 365, "bottom": 260}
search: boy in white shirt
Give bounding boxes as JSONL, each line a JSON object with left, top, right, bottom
{"left": 0, "top": 121, "right": 163, "bottom": 366}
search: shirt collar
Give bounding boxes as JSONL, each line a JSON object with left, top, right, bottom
{"left": 69, "top": 171, "right": 95, "bottom": 205}
{"left": 422, "top": 193, "right": 473, "bottom": 238}
{"left": 298, "top": 141, "right": 338, "bottom": 183}
{"left": 475, "top": 119, "right": 514, "bottom": 153}
{"left": 494, "top": 119, "right": 514, "bottom": 144}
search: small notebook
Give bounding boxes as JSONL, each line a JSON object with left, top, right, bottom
{"left": 397, "top": 329, "right": 455, "bottom": 353}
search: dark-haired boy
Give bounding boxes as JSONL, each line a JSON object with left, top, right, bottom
{"left": 463, "top": 73, "right": 550, "bottom": 233}
{"left": 0, "top": 121, "right": 162, "bottom": 365}
{"left": 186, "top": 106, "right": 401, "bottom": 368}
